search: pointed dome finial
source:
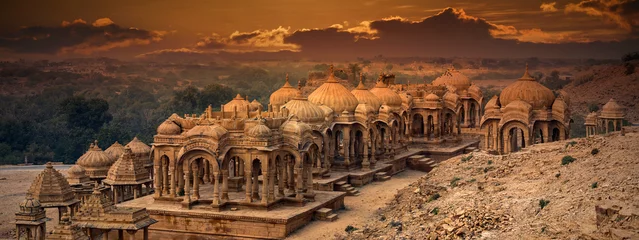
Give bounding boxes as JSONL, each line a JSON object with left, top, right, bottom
{"left": 356, "top": 72, "right": 366, "bottom": 89}
{"left": 329, "top": 64, "right": 334, "bottom": 76}
{"left": 520, "top": 63, "right": 533, "bottom": 80}
{"left": 297, "top": 78, "right": 302, "bottom": 91}
{"left": 286, "top": 72, "right": 289, "bottom": 82}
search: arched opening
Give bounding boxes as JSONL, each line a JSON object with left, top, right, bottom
{"left": 412, "top": 114, "right": 424, "bottom": 137}
{"left": 469, "top": 103, "right": 476, "bottom": 128}
{"left": 426, "top": 115, "right": 434, "bottom": 139}
{"left": 552, "top": 128, "right": 560, "bottom": 141}
{"left": 249, "top": 158, "right": 262, "bottom": 201}
{"left": 608, "top": 120, "right": 615, "bottom": 132}
{"left": 354, "top": 130, "right": 364, "bottom": 159}
{"left": 487, "top": 125, "right": 494, "bottom": 149}
{"left": 508, "top": 127, "right": 526, "bottom": 152}
{"left": 334, "top": 130, "right": 344, "bottom": 160}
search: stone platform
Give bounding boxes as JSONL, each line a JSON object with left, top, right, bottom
{"left": 118, "top": 190, "right": 346, "bottom": 239}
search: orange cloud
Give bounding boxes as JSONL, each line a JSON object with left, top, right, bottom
{"left": 195, "top": 27, "right": 300, "bottom": 53}
{"left": 540, "top": 2, "right": 559, "bottom": 12}
{"left": 565, "top": 0, "right": 639, "bottom": 34}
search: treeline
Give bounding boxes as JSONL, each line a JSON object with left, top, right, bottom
{"left": 0, "top": 63, "right": 298, "bottom": 165}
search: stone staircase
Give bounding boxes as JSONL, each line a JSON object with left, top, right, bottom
{"left": 314, "top": 208, "right": 338, "bottom": 222}
{"left": 374, "top": 172, "right": 391, "bottom": 181}
{"left": 407, "top": 155, "right": 439, "bottom": 172}
{"left": 334, "top": 181, "right": 360, "bottom": 196}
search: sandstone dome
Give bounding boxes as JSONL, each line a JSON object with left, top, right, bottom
{"left": 351, "top": 76, "right": 382, "bottom": 111}
{"left": 280, "top": 116, "right": 312, "bottom": 137}
{"left": 185, "top": 124, "right": 228, "bottom": 140}
{"left": 499, "top": 66, "right": 555, "bottom": 110}
{"left": 432, "top": 67, "right": 471, "bottom": 92}
{"left": 77, "top": 141, "right": 114, "bottom": 178}
{"left": 19, "top": 197, "right": 44, "bottom": 214}
{"left": 245, "top": 119, "right": 272, "bottom": 139}
{"left": 105, "top": 141, "right": 125, "bottom": 162}
{"left": 126, "top": 137, "right": 151, "bottom": 157}
{"left": 504, "top": 99, "right": 533, "bottom": 114}
{"left": 224, "top": 94, "right": 251, "bottom": 112}
{"left": 282, "top": 91, "right": 325, "bottom": 125}
{"left": 308, "top": 66, "right": 359, "bottom": 114}
{"left": 270, "top": 74, "right": 301, "bottom": 108}
{"left": 67, "top": 164, "right": 86, "bottom": 178}
{"left": 601, "top": 98, "right": 624, "bottom": 119}
{"left": 250, "top": 99, "right": 263, "bottom": 111}
{"left": 369, "top": 78, "right": 402, "bottom": 109}
{"left": 425, "top": 93, "right": 440, "bottom": 102}
{"left": 157, "top": 119, "right": 181, "bottom": 135}
{"left": 585, "top": 112, "right": 598, "bottom": 125}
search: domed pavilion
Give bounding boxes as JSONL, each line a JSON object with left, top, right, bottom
{"left": 27, "top": 162, "right": 79, "bottom": 220}
{"left": 102, "top": 147, "right": 152, "bottom": 204}
{"left": 480, "top": 64, "right": 571, "bottom": 154}
{"left": 13, "top": 197, "right": 49, "bottom": 240}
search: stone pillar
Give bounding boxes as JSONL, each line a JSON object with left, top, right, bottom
{"left": 268, "top": 166, "right": 275, "bottom": 201}
{"left": 143, "top": 228, "right": 149, "bottom": 240}
{"left": 288, "top": 159, "right": 295, "bottom": 191}
{"left": 261, "top": 161, "right": 268, "bottom": 204}
{"left": 154, "top": 164, "right": 161, "bottom": 197}
{"left": 252, "top": 169, "right": 259, "bottom": 200}
{"left": 212, "top": 172, "right": 220, "bottom": 205}
{"left": 295, "top": 166, "right": 303, "bottom": 200}
{"left": 134, "top": 185, "right": 139, "bottom": 199}
{"left": 192, "top": 164, "right": 200, "bottom": 200}
{"left": 221, "top": 170, "right": 229, "bottom": 200}
{"left": 279, "top": 159, "right": 286, "bottom": 196}
{"left": 119, "top": 230, "right": 124, "bottom": 240}
{"left": 127, "top": 230, "right": 136, "bottom": 240}
{"left": 362, "top": 136, "right": 370, "bottom": 170}
{"left": 183, "top": 169, "right": 191, "bottom": 204}
{"left": 169, "top": 165, "right": 176, "bottom": 198}
{"left": 323, "top": 135, "right": 330, "bottom": 170}
{"left": 245, "top": 167, "right": 253, "bottom": 202}
{"left": 343, "top": 127, "right": 351, "bottom": 165}
{"left": 113, "top": 186, "right": 119, "bottom": 204}
{"left": 204, "top": 161, "right": 210, "bottom": 183}
{"left": 306, "top": 164, "right": 314, "bottom": 194}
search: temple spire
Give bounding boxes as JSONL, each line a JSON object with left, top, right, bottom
{"left": 356, "top": 72, "right": 366, "bottom": 89}
{"left": 520, "top": 63, "right": 533, "bottom": 80}
{"left": 326, "top": 64, "right": 338, "bottom": 83}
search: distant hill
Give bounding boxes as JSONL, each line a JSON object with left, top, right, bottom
{"left": 563, "top": 62, "right": 639, "bottom": 123}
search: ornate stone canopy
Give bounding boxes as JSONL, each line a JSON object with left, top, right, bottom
{"left": 27, "top": 162, "right": 79, "bottom": 208}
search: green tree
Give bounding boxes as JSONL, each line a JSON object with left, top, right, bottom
{"left": 59, "top": 96, "right": 112, "bottom": 131}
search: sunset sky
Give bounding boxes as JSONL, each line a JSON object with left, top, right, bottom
{"left": 0, "top": 0, "right": 637, "bottom": 60}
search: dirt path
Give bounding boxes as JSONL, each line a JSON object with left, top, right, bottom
{"left": 287, "top": 170, "right": 426, "bottom": 240}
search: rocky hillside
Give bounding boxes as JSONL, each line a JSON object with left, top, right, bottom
{"left": 338, "top": 127, "right": 639, "bottom": 239}
{"left": 563, "top": 63, "right": 639, "bottom": 122}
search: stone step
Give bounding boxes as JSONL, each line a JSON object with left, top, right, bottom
{"left": 326, "top": 213, "right": 338, "bottom": 222}
{"left": 344, "top": 186, "right": 354, "bottom": 191}
{"left": 377, "top": 176, "right": 391, "bottom": 181}
{"left": 335, "top": 181, "right": 348, "bottom": 186}
{"left": 315, "top": 208, "right": 333, "bottom": 219}
{"left": 321, "top": 173, "right": 331, "bottom": 179}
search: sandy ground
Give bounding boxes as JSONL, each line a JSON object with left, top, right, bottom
{"left": 0, "top": 166, "right": 70, "bottom": 238}
{"left": 288, "top": 170, "right": 426, "bottom": 240}
{"left": 0, "top": 166, "right": 426, "bottom": 239}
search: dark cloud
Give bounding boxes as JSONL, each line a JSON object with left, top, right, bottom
{"left": 566, "top": 0, "right": 639, "bottom": 34}
{"left": 141, "top": 7, "right": 638, "bottom": 60}
{"left": 194, "top": 27, "right": 299, "bottom": 52}
{"left": 0, "top": 18, "right": 165, "bottom": 55}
